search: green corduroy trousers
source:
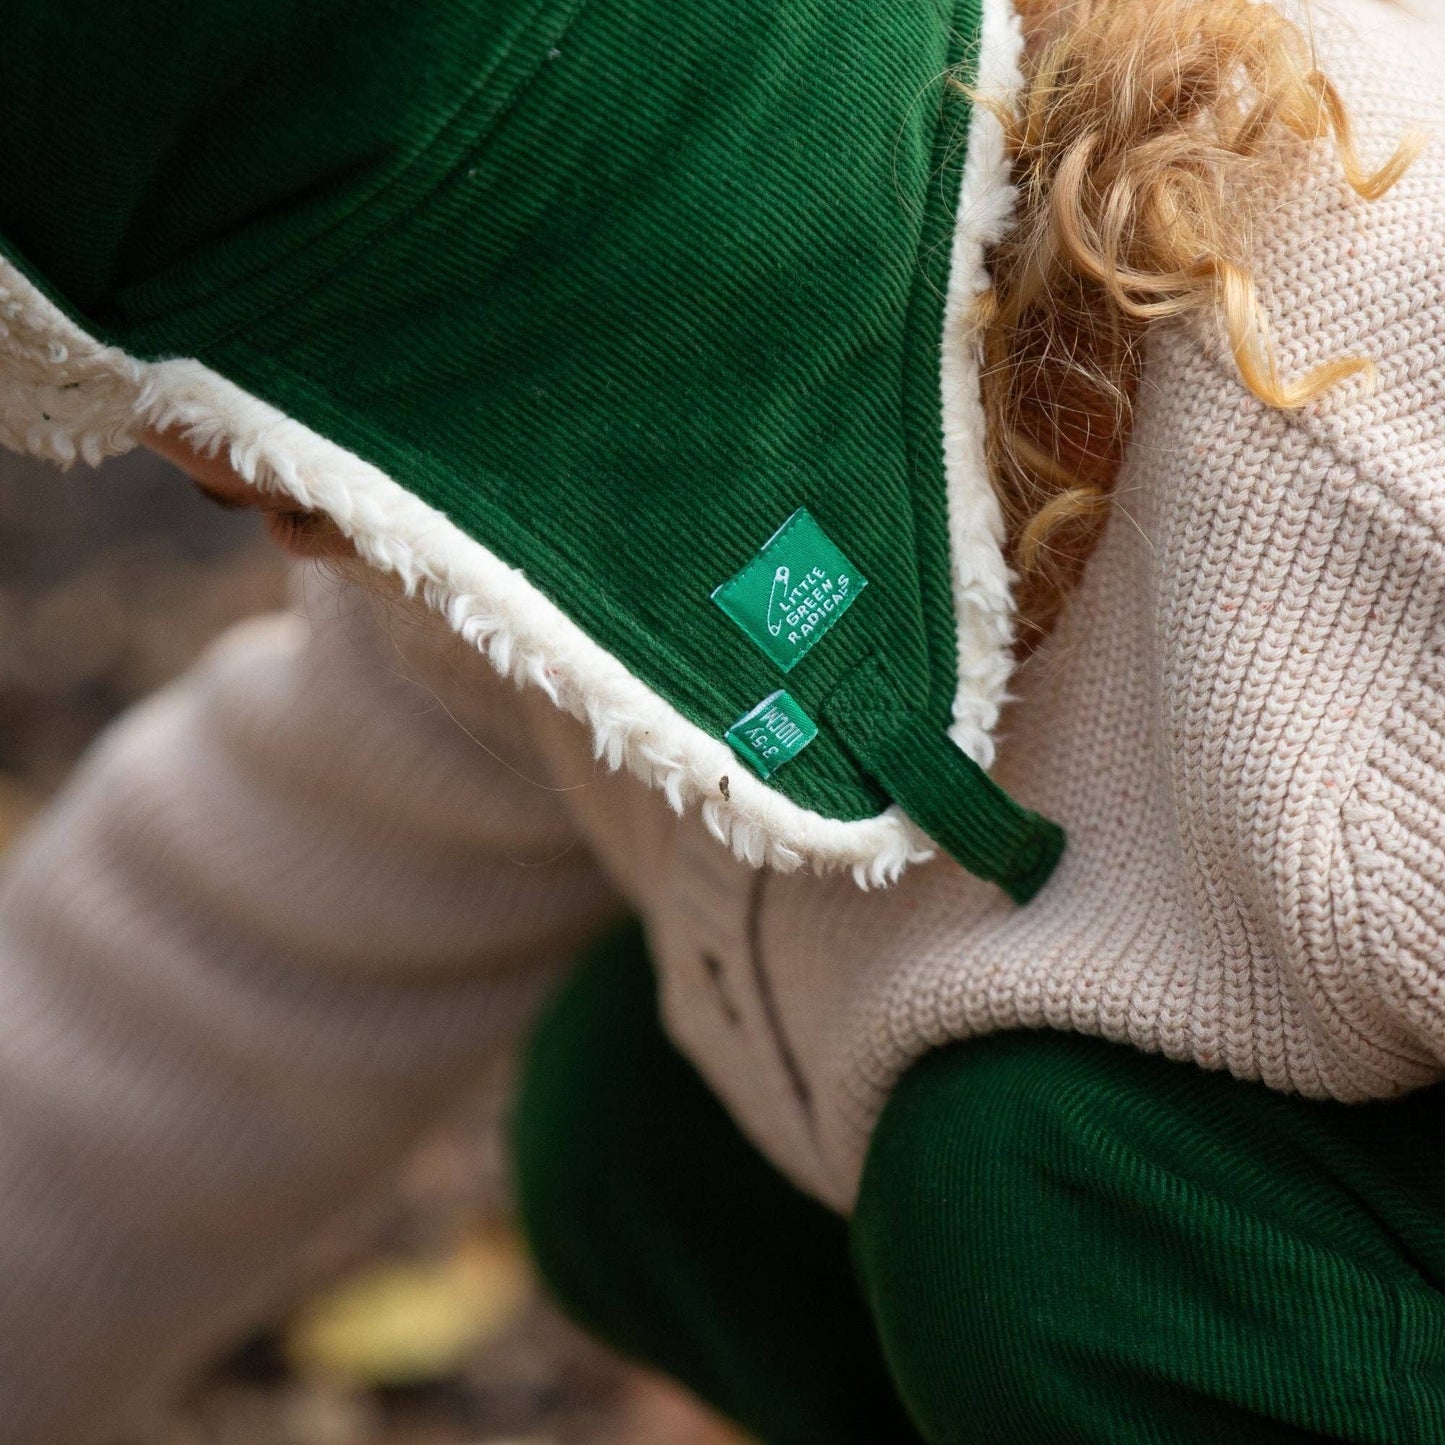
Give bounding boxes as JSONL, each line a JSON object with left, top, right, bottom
{"left": 512, "top": 922, "right": 1445, "bottom": 1444}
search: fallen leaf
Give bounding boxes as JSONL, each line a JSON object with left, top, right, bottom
{"left": 284, "top": 1226, "right": 532, "bottom": 1387}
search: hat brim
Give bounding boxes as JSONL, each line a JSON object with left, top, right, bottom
{"left": 0, "top": 0, "right": 1024, "bottom": 891}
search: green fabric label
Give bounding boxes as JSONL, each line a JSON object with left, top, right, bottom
{"left": 725, "top": 690, "right": 819, "bottom": 779}
{"left": 711, "top": 508, "right": 866, "bottom": 672}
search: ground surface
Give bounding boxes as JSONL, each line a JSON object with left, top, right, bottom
{"left": 0, "top": 449, "right": 744, "bottom": 1445}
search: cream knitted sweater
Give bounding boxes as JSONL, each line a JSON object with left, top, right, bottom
{"left": 0, "top": 0, "right": 1442, "bottom": 1436}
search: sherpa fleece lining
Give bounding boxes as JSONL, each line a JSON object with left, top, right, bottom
{"left": 0, "top": 0, "right": 1022, "bottom": 889}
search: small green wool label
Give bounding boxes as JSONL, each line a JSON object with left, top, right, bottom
{"left": 725, "top": 690, "right": 819, "bottom": 779}
{"left": 711, "top": 507, "right": 866, "bottom": 672}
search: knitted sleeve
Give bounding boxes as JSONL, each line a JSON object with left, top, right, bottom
{"left": 0, "top": 570, "right": 620, "bottom": 1443}
{"left": 1147, "top": 390, "right": 1445, "bottom": 1103}
{"left": 1141, "top": 0, "right": 1445, "bottom": 1102}
{"left": 1337, "top": 530, "right": 1445, "bottom": 1080}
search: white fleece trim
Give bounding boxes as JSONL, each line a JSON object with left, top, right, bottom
{"left": 0, "top": 28, "right": 1021, "bottom": 889}
{"left": 0, "top": 262, "right": 938, "bottom": 887}
{"left": 939, "top": 0, "right": 1025, "bottom": 768}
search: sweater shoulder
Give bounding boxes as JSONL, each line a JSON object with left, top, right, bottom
{"left": 1223, "top": 0, "right": 1445, "bottom": 529}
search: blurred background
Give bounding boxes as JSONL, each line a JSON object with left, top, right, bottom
{"left": 0, "top": 447, "right": 744, "bottom": 1445}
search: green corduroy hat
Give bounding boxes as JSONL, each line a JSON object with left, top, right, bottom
{"left": 0, "top": 0, "right": 1063, "bottom": 899}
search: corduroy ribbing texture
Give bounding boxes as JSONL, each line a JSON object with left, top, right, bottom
{"left": 827, "top": 654, "right": 1064, "bottom": 902}
{"left": 857, "top": 1030, "right": 1445, "bottom": 1443}
{"left": 514, "top": 920, "right": 922, "bottom": 1445}
{"left": 0, "top": 0, "right": 1442, "bottom": 1427}
{"left": 515, "top": 921, "right": 1445, "bottom": 1444}
{"left": 0, "top": 0, "right": 1071, "bottom": 890}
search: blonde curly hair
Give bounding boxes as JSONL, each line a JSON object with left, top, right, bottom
{"left": 971, "top": 0, "right": 1419, "bottom": 649}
